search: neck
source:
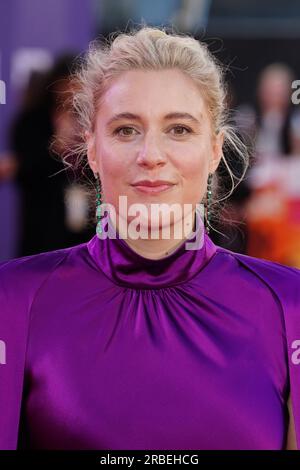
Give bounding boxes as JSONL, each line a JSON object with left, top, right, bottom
{"left": 109, "top": 209, "right": 198, "bottom": 260}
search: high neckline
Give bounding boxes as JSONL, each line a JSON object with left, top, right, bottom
{"left": 87, "top": 210, "right": 217, "bottom": 289}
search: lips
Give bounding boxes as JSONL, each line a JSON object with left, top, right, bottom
{"left": 131, "top": 180, "right": 176, "bottom": 194}
{"left": 132, "top": 180, "right": 175, "bottom": 187}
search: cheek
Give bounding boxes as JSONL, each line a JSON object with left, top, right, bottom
{"left": 97, "top": 145, "right": 127, "bottom": 181}
{"left": 102, "top": 158, "right": 124, "bottom": 179}
{"left": 173, "top": 146, "right": 208, "bottom": 182}
{"left": 174, "top": 148, "right": 209, "bottom": 203}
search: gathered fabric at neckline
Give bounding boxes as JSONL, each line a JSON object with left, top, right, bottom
{"left": 87, "top": 210, "right": 217, "bottom": 289}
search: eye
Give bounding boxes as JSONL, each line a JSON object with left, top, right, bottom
{"left": 170, "top": 125, "right": 192, "bottom": 136}
{"left": 113, "top": 126, "right": 137, "bottom": 137}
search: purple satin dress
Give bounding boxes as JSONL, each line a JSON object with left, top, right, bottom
{"left": 0, "top": 214, "right": 300, "bottom": 450}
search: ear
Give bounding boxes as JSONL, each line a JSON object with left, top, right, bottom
{"left": 85, "top": 130, "right": 98, "bottom": 176}
{"left": 209, "top": 130, "right": 224, "bottom": 173}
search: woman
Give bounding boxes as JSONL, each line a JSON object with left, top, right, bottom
{"left": 0, "top": 26, "right": 299, "bottom": 450}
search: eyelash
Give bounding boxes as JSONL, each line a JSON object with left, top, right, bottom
{"left": 113, "top": 125, "right": 193, "bottom": 137}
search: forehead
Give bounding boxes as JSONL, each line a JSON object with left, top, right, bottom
{"left": 99, "top": 69, "right": 206, "bottom": 117}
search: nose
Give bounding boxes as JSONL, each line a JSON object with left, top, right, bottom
{"left": 136, "top": 133, "right": 167, "bottom": 169}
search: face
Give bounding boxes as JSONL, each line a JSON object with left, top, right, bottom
{"left": 86, "top": 68, "right": 223, "bottom": 235}
{"left": 258, "top": 71, "right": 291, "bottom": 111}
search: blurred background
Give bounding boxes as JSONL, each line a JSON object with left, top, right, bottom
{"left": 1, "top": 0, "right": 300, "bottom": 267}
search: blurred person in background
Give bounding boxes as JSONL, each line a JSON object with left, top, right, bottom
{"left": 9, "top": 55, "right": 94, "bottom": 257}
{"left": 234, "top": 63, "right": 299, "bottom": 167}
{"left": 254, "top": 63, "right": 298, "bottom": 161}
{"left": 237, "top": 63, "right": 300, "bottom": 266}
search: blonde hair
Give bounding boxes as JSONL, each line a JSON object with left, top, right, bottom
{"left": 55, "top": 24, "right": 250, "bottom": 234}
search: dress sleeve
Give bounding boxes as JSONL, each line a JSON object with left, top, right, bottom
{"left": 0, "top": 250, "right": 69, "bottom": 449}
{"left": 232, "top": 252, "right": 300, "bottom": 449}
{"left": 0, "top": 259, "right": 32, "bottom": 449}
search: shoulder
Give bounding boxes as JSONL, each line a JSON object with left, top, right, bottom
{"left": 0, "top": 242, "right": 92, "bottom": 332}
{"left": 215, "top": 245, "right": 300, "bottom": 275}
{"left": 0, "top": 243, "right": 86, "bottom": 302}
{"left": 0, "top": 246, "right": 70, "bottom": 282}
{"left": 214, "top": 245, "right": 300, "bottom": 301}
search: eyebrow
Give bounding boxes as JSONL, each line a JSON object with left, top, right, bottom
{"left": 105, "top": 112, "right": 202, "bottom": 127}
